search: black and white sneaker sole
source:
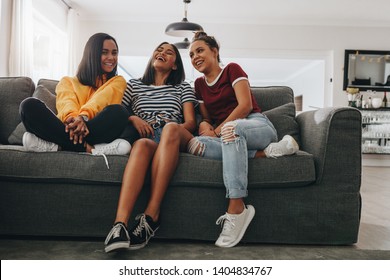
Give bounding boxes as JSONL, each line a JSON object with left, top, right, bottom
{"left": 105, "top": 241, "right": 130, "bottom": 253}
{"left": 129, "top": 241, "right": 149, "bottom": 250}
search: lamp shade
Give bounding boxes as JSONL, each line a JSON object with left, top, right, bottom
{"left": 165, "top": 18, "right": 203, "bottom": 37}
{"left": 174, "top": 38, "right": 190, "bottom": 49}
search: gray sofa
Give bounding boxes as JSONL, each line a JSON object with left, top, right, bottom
{"left": 0, "top": 76, "right": 362, "bottom": 245}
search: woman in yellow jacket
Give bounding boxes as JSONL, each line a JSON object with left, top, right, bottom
{"left": 20, "top": 33, "right": 130, "bottom": 155}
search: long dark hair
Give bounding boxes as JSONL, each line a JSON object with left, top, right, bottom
{"left": 76, "top": 33, "right": 119, "bottom": 89}
{"left": 192, "top": 31, "right": 221, "bottom": 63}
{"left": 141, "top": 42, "right": 185, "bottom": 86}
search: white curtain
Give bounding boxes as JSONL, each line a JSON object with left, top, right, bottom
{"left": 67, "top": 8, "right": 80, "bottom": 75}
{"left": 9, "top": 0, "right": 34, "bottom": 77}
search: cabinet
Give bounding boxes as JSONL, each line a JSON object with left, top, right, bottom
{"left": 361, "top": 109, "right": 390, "bottom": 154}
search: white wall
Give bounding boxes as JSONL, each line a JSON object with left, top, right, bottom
{"left": 77, "top": 20, "right": 390, "bottom": 107}
{"left": 287, "top": 61, "right": 325, "bottom": 111}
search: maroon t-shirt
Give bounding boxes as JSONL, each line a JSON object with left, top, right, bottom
{"left": 194, "top": 63, "right": 261, "bottom": 126}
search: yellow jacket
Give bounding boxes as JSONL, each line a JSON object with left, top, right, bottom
{"left": 55, "top": 75, "right": 126, "bottom": 122}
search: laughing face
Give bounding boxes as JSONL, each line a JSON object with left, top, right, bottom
{"left": 189, "top": 40, "right": 218, "bottom": 74}
{"left": 153, "top": 43, "right": 177, "bottom": 71}
{"left": 101, "top": 39, "right": 118, "bottom": 73}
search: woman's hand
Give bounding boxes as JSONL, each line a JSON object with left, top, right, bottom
{"left": 65, "top": 116, "right": 89, "bottom": 144}
{"left": 198, "top": 121, "right": 218, "bottom": 137}
{"left": 129, "top": 115, "right": 154, "bottom": 138}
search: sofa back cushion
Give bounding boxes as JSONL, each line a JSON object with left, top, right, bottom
{"left": 0, "top": 77, "right": 35, "bottom": 144}
{"left": 38, "top": 79, "right": 59, "bottom": 95}
{"left": 251, "top": 86, "right": 299, "bottom": 143}
{"left": 263, "top": 103, "right": 300, "bottom": 143}
{"left": 251, "top": 86, "right": 294, "bottom": 112}
{"left": 7, "top": 85, "right": 58, "bottom": 145}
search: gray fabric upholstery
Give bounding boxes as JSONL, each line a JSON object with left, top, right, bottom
{"left": 0, "top": 77, "right": 362, "bottom": 245}
{"left": 252, "top": 86, "right": 294, "bottom": 112}
{"left": 8, "top": 85, "right": 57, "bottom": 145}
{"left": 7, "top": 123, "right": 26, "bottom": 145}
{"left": 37, "top": 78, "right": 59, "bottom": 95}
{"left": 32, "top": 85, "right": 57, "bottom": 113}
{"left": 263, "top": 102, "right": 300, "bottom": 143}
{"left": 0, "top": 77, "right": 35, "bottom": 144}
{"left": 0, "top": 149, "right": 315, "bottom": 188}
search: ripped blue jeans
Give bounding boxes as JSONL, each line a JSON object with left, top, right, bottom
{"left": 188, "top": 113, "right": 277, "bottom": 199}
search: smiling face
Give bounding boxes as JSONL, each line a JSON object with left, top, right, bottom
{"left": 101, "top": 39, "right": 118, "bottom": 73}
{"left": 152, "top": 43, "right": 177, "bottom": 72}
{"left": 189, "top": 40, "right": 218, "bottom": 74}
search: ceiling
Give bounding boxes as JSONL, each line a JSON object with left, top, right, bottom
{"left": 67, "top": 0, "right": 390, "bottom": 27}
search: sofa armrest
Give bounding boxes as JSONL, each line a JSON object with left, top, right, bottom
{"left": 296, "top": 107, "right": 362, "bottom": 188}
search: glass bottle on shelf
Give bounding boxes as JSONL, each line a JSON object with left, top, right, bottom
{"left": 358, "top": 95, "right": 363, "bottom": 108}
{"left": 383, "top": 92, "right": 387, "bottom": 108}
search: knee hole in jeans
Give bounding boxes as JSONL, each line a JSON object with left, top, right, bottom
{"left": 221, "top": 121, "right": 238, "bottom": 143}
{"left": 187, "top": 137, "right": 205, "bottom": 157}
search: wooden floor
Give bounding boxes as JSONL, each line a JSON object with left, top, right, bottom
{"left": 355, "top": 166, "right": 390, "bottom": 250}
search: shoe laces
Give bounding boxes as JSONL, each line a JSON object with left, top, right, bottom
{"left": 93, "top": 153, "right": 110, "bottom": 169}
{"left": 132, "top": 214, "right": 155, "bottom": 239}
{"left": 92, "top": 141, "right": 125, "bottom": 169}
{"left": 31, "top": 136, "right": 57, "bottom": 152}
{"left": 104, "top": 223, "right": 128, "bottom": 244}
{"left": 266, "top": 139, "right": 290, "bottom": 158}
{"left": 94, "top": 142, "right": 120, "bottom": 154}
{"left": 265, "top": 144, "right": 282, "bottom": 158}
{"left": 266, "top": 136, "right": 298, "bottom": 158}
{"left": 216, "top": 213, "right": 236, "bottom": 233}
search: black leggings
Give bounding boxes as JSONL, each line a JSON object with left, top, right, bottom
{"left": 20, "top": 97, "right": 129, "bottom": 152}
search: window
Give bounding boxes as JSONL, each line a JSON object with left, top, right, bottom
{"left": 32, "top": 9, "right": 68, "bottom": 83}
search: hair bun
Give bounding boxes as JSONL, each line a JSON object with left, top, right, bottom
{"left": 193, "top": 31, "right": 208, "bottom": 39}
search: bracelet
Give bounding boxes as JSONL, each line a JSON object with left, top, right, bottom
{"left": 79, "top": 115, "right": 89, "bottom": 122}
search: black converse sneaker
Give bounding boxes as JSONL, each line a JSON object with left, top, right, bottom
{"left": 104, "top": 222, "right": 130, "bottom": 253}
{"left": 129, "top": 214, "right": 160, "bottom": 250}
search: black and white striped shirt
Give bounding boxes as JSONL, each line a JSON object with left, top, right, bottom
{"left": 122, "top": 79, "right": 197, "bottom": 124}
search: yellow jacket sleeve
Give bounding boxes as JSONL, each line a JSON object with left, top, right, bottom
{"left": 56, "top": 76, "right": 126, "bottom": 122}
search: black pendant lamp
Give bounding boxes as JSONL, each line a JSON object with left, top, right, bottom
{"left": 174, "top": 38, "right": 190, "bottom": 49}
{"left": 165, "top": 0, "right": 203, "bottom": 38}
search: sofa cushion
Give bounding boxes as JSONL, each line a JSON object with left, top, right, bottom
{"left": 8, "top": 85, "right": 57, "bottom": 145}
{"left": 0, "top": 148, "right": 129, "bottom": 183}
{"left": 252, "top": 86, "right": 294, "bottom": 112}
{"left": 7, "top": 123, "right": 26, "bottom": 146}
{"left": 0, "top": 149, "right": 315, "bottom": 189}
{"left": 0, "top": 77, "right": 35, "bottom": 144}
{"left": 352, "top": 77, "right": 371, "bottom": 86}
{"left": 38, "top": 78, "right": 59, "bottom": 95}
{"left": 172, "top": 152, "right": 315, "bottom": 189}
{"left": 263, "top": 102, "right": 300, "bottom": 144}
{"left": 33, "top": 85, "right": 57, "bottom": 113}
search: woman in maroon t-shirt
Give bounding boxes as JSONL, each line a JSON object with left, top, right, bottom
{"left": 187, "top": 32, "right": 299, "bottom": 248}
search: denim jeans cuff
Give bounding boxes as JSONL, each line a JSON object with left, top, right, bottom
{"left": 226, "top": 188, "right": 248, "bottom": 199}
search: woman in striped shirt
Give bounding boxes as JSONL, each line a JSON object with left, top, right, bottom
{"left": 104, "top": 42, "right": 197, "bottom": 253}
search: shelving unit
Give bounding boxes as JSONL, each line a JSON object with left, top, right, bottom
{"left": 361, "top": 108, "right": 390, "bottom": 154}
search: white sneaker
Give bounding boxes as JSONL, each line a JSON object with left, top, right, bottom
{"left": 91, "top": 139, "right": 131, "bottom": 156}
{"left": 215, "top": 205, "right": 255, "bottom": 248}
{"left": 22, "top": 132, "right": 58, "bottom": 152}
{"left": 264, "top": 135, "right": 299, "bottom": 158}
